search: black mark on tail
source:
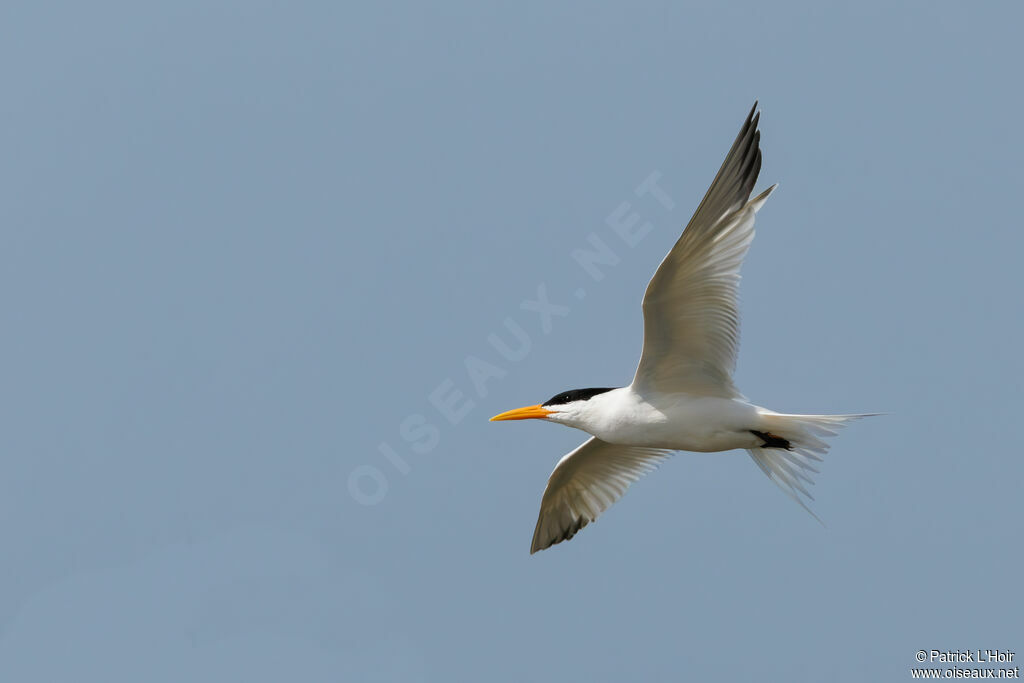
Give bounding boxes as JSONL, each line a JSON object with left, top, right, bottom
{"left": 751, "top": 430, "right": 792, "bottom": 450}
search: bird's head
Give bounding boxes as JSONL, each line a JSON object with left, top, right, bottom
{"left": 490, "top": 387, "right": 616, "bottom": 428}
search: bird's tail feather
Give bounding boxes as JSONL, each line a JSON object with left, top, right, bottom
{"left": 746, "top": 412, "right": 877, "bottom": 523}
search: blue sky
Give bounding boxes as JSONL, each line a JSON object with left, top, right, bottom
{"left": 2, "top": 2, "right": 1022, "bottom": 681}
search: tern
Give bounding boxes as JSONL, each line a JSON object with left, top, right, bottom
{"left": 491, "top": 103, "right": 872, "bottom": 553}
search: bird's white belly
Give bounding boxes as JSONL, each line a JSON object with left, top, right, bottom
{"left": 587, "top": 394, "right": 763, "bottom": 453}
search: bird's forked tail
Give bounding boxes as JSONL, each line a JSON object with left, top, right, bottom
{"left": 746, "top": 412, "right": 876, "bottom": 523}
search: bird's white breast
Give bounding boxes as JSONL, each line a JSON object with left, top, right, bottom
{"left": 575, "top": 387, "right": 762, "bottom": 452}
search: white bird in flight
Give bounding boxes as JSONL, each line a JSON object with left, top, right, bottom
{"left": 491, "top": 103, "right": 873, "bottom": 554}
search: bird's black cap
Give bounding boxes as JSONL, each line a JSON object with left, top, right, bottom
{"left": 541, "top": 387, "right": 616, "bottom": 407}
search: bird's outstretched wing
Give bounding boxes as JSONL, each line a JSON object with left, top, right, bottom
{"left": 632, "top": 103, "right": 776, "bottom": 398}
{"left": 531, "top": 437, "right": 672, "bottom": 553}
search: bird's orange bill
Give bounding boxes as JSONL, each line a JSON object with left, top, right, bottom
{"left": 489, "top": 404, "right": 553, "bottom": 421}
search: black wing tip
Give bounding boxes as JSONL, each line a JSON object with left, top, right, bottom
{"left": 680, "top": 100, "right": 765, "bottom": 227}
{"left": 742, "top": 102, "right": 762, "bottom": 144}
{"left": 530, "top": 518, "right": 589, "bottom": 554}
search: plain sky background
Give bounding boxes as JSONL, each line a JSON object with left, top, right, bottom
{"left": 2, "top": 2, "right": 1022, "bottom": 681}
